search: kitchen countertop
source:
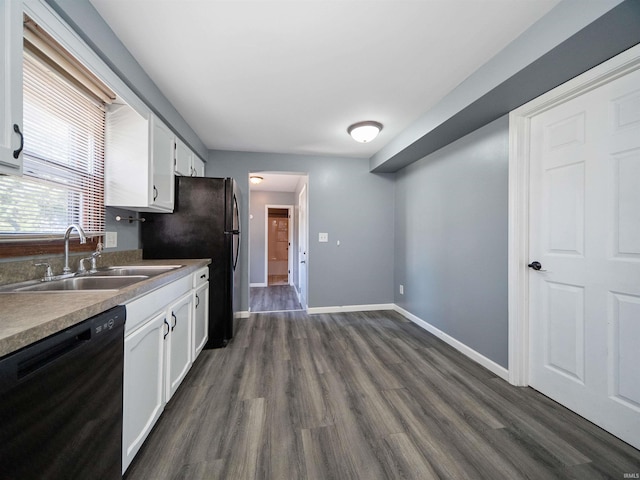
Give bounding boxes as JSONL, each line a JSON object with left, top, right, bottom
{"left": 0, "top": 259, "right": 210, "bottom": 357}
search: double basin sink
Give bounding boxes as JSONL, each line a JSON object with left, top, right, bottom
{"left": 0, "top": 265, "right": 182, "bottom": 293}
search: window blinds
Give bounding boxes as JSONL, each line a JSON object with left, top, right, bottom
{"left": 0, "top": 50, "right": 106, "bottom": 237}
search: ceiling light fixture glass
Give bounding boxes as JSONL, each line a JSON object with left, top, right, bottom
{"left": 249, "top": 175, "right": 264, "bottom": 185}
{"left": 347, "top": 121, "right": 383, "bottom": 143}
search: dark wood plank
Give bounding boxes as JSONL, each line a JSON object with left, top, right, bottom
{"left": 250, "top": 285, "right": 302, "bottom": 312}
{"left": 124, "top": 310, "right": 640, "bottom": 480}
{"left": 381, "top": 387, "right": 482, "bottom": 479}
{"left": 379, "top": 432, "right": 440, "bottom": 480}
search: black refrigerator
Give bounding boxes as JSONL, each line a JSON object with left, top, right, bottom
{"left": 141, "top": 177, "right": 240, "bottom": 348}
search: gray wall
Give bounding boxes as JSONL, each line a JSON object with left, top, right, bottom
{"left": 249, "top": 191, "right": 295, "bottom": 285}
{"left": 394, "top": 116, "right": 509, "bottom": 367}
{"left": 207, "top": 151, "right": 395, "bottom": 313}
{"left": 103, "top": 207, "right": 141, "bottom": 252}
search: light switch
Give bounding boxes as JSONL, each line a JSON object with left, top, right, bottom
{"left": 105, "top": 231, "right": 117, "bottom": 249}
{"left": 318, "top": 232, "right": 328, "bottom": 243}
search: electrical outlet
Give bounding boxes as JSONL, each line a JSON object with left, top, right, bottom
{"left": 318, "top": 232, "right": 328, "bottom": 242}
{"left": 105, "top": 231, "right": 117, "bottom": 249}
{"left": 399, "top": 284, "right": 404, "bottom": 295}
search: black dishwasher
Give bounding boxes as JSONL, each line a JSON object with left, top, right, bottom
{"left": 0, "top": 305, "right": 125, "bottom": 480}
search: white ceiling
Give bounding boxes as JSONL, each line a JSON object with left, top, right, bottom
{"left": 249, "top": 172, "right": 305, "bottom": 192}
{"left": 90, "top": 0, "right": 561, "bottom": 159}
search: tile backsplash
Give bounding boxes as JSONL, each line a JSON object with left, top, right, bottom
{"left": 0, "top": 249, "right": 143, "bottom": 286}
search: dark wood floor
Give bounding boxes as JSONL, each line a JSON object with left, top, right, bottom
{"left": 250, "top": 285, "right": 302, "bottom": 312}
{"left": 124, "top": 310, "right": 640, "bottom": 480}
{"left": 267, "top": 274, "right": 289, "bottom": 286}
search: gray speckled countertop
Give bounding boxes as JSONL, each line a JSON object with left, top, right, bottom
{"left": 0, "top": 259, "right": 210, "bottom": 357}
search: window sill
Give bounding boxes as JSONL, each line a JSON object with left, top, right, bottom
{"left": 0, "top": 238, "right": 99, "bottom": 259}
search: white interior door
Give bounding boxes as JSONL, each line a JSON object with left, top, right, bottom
{"left": 528, "top": 66, "right": 640, "bottom": 449}
{"left": 298, "top": 184, "right": 308, "bottom": 309}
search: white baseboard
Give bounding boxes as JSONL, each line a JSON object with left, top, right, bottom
{"left": 235, "top": 310, "right": 250, "bottom": 319}
{"left": 250, "top": 283, "right": 267, "bottom": 287}
{"left": 307, "top": 303, "right": 395, "bottom": 315}
{"left": 239, "top": 299, "right": 509, "bottom": 381}
{"left": 393, "top": 305, "right": 509, "bottom": 381}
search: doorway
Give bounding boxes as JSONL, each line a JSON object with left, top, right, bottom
{"left": 248, "top": 172, "right": 308, "bottom": 313}
{"left": 266, "top": 206, "right": 292, "bottom": 286}
{"left": 509, "top": 43, "right": 640, "bottom": 450}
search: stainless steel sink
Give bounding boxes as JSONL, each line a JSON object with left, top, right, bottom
{"left": 8, "top": 275, "right": 148, "bottom": 292}
{"left": 96, "top": 265, "right": 182, "bottom": 277}
{"left": 0, "top": 264, "right": 183, "bottom": 293}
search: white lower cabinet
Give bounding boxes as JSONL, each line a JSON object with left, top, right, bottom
{"left": 193, "top": 267, "right": 209, "bottom": 358}
{"left": 122, "top": 311, "right": 166, "bottom": 472}
{"left": 122, "top": 268, "right": 208, "bottom": 474}
{"left": 166, "top": 292, "right": 193, "bottom": 400}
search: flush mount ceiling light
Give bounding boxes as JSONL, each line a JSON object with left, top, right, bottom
{"left": 347, "top": 121, "right": 383, "bottom": 143}
{"left": 249, "top": 175, "right": 264, "bottom": 185}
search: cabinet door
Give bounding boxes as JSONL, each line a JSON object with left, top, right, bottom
{"left": 166, "top": 292, "right": 193, "bottom": 400}
{"left": 150, "top": 117, "right": 175, "bottom": 211}
{"left": 193, "top": 156, "right": 205, "bottom": 177}
{"left": 0, "top": 0, "right": 23, "bottom": 175}
{"left": 193, "top": 282, "right": 209, "bottom": 358}
{"left": 105, "top": 104, "right": 150, "bottom": 208}
{"left": 123, "top": 312, "right": 168, "bottom": 473}
{"left": 174, "top": 137, "right": 191, "bottom": 176}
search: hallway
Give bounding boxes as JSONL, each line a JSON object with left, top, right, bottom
{"left": 250, "top": 285, "right": 303, "bottom": 313}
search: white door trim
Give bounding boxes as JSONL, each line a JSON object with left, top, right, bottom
{"left": 508, "top": 43, "right": 640, "bottom": 386}
{"left": 298, "top": 183, "right": 308, "bottom": 310}
{"left": 264, "top": 204, "right": 294, "bottom": 286}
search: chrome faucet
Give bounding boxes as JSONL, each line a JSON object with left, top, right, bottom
{"left": 63, "top": 224, "right": 87, "bottom": 274}
{"left": 78, "top": 243, "right": 103, "bottom": 274}
{"left": 35, "top": 262, "right": 54, "bottom": 281}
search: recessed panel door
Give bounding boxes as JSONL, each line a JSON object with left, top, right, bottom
{"left": 529, "top": 67, "right": 640, "bottom": 449}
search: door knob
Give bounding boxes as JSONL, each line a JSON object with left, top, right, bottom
{"left": 528, "top": 261, "right": 545, "bottom": 271}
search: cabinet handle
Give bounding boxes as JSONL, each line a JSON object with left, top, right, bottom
{"left": 200, "top": 274, "right": 206, "bottom": 279}
{"left": 171, "top": 312, "right": 177, "bottom": 331}
{"left": 195, "top": 294, "right": 200, "bottom": 308}
{"left": 163, "top": 319, "right": 170, "bottom": 339}
{"left": 13, "top": 124, "right": 24, "bottom": 159}
{"left": 153, "top": 185, "right": 158, "bottom": 201}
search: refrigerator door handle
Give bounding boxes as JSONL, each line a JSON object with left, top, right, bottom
{"left": 233, "top": 233, "right": 240, "bottom": 270}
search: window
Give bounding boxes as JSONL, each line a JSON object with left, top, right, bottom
{"left": 0, "top": 16, "right": 113, "bottom": 242}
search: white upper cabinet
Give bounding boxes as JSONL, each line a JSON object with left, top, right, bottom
{"left": 174, "top": 136, "right": 191, "bottom": 176}
{"left": 150, "top": 116, "right": 175, "bottom": 210}
{"left": 174, "top": 136, "right": 205, "bottom": 177}
{"left": 105, "top": 105, "right": 175, "bottom": 212}
{"left": 0, "top": 0, "right": 23, "bottom": 175}
{"left": 193, "top": 156, "right": 205, "bottom": 177}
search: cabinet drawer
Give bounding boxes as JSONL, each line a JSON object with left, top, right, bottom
{"left": 193, "top": 266, "right": 209, "bottom": 288}
{"left": 125, "top": 275, "right": 191, "bottom": 334}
